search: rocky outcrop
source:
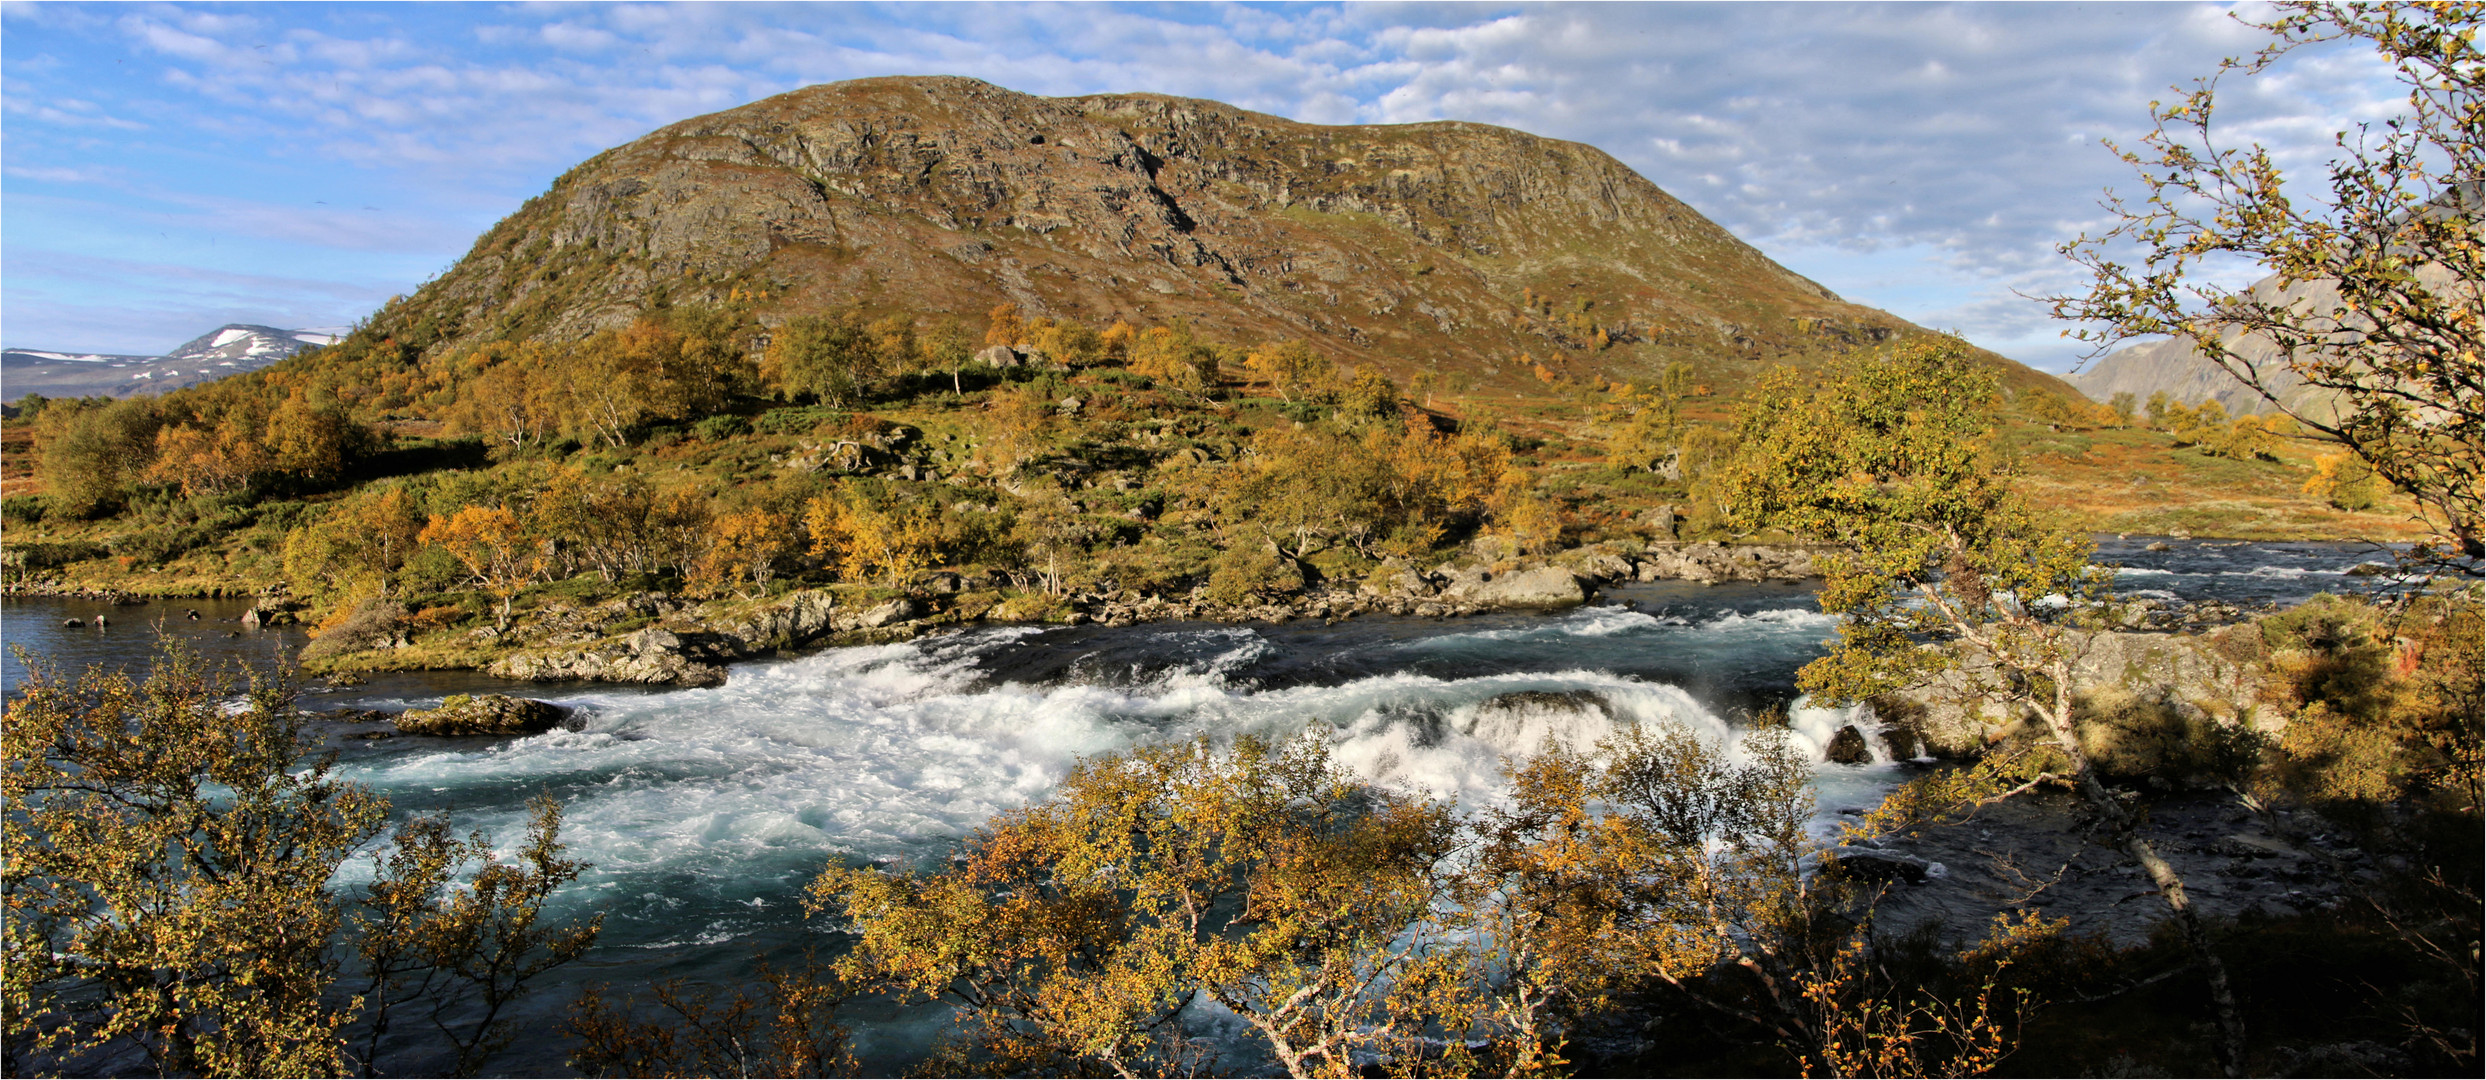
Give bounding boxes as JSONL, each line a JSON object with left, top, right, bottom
{"left": 1837, "top": 786, "right": 2371, "bottom": 949}
{"left": 1632, "top": 542, "right": 1817, "bottom": 583}
{"left": 1824, "top": 725, "right": 1872, "bottom": 765}
{"left": 1881, "top": 629, "right": 2268, "bottom": 758}
{"left": 715, "top": 590, "right": 843, "bottom": 651}
{"left": 1828, "top": 849, "right": 1936, "bottom": 884}
{"left": 486, "top": 589, "right": 935, "bottom": 686}
{"left": 491, "top": 627, "right": 734, "bottom": 688}
{"left": 1438, "top": 565, "right": 1589, "bottom": 609}
{"left": 395, "top": 695, "right": 575, "bottom": 737}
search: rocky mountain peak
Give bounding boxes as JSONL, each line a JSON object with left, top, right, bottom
{"left": 364, "top": 75, "right": 2061, "bottom": 395}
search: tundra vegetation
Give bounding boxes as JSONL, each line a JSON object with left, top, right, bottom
{"left": 2, "top": 2, "right": 2477, "bottom": 1077}
{"left": 0, "top": 293, "right": 2425, "bottom": 657}
{"left": 5, "top": 332, "right": 2471, "bottom": 1077}
{"left": 1, "top": 646, "right": 602, "bottom": 1078}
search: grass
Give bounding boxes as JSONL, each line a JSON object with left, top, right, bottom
{"left": 2004, "top": 423, "right": 2428, "bottom": 541}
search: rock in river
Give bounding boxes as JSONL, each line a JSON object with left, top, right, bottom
{"left": 395, "top": 695, "right": 575, "bottom": 737}
{"left": 1828, "top": 849, "right": 1936, "bottom": 885}
{"left": 1825, "top": 724, "right": 1872, "bottom": 764}
{"left": 1439, "top": 565, "right": 1588, "bottom": 609}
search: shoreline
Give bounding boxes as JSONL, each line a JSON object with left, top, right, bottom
{"left": 6, "top": 539, "right": 1828, "bottom": 686}
{"left": 1, "top": 534, "right": 2357, "bottom": 693}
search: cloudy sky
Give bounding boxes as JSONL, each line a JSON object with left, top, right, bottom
{"left": 0, "top": 1, "right": 2395, "bottom": 369}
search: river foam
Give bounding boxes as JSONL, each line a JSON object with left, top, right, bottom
{"left": 340, "top": 618, "right": 1897, "bottom": 903}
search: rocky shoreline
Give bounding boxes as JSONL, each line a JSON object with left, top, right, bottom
{"left": 10, "top": 538, "right": 2295, "bottom": 701}
{"left": 1833, "top": 783, "right": 2369, "bottom": 948}
{"left": 245, "top": 539, "right": 1833, "bottom": 689}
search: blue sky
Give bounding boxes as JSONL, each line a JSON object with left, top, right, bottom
{"left": 0, "top": 2, "right": 2394, "bottom": 370}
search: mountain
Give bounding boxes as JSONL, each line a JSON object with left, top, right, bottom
{"left": 361, "top": 75, "right": 2073, "bottom": 397}
{"left": 2066, "top": 335, "right": 2299, "bottom": 418}
{"left": 3, "top": 324, "right": 343, "bottom": 401}
{"left": 2066, "top": 271, "right": 2356, "bottom": 421}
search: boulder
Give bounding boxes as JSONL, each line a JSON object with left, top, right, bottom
{"left": 395, "top": 695, "right": 575, "bottom": 737}
{"left": 1636, "top": 504, "right": 1680, "bottom": 541}
{"left": 1633, "top": 543, "right": 1817, "bottom": 584}
{"left": 1440, "top": 565, "right": 1588, "bottom": 609}
{"left": 1554, "top": 544, "right": 1637, "bottom": 583}
{"left": 241, "top": 604, "right": 301, "bottom": 629}
{"left": 832, "top": 597, "right": 925, "bottom": 632}
{"left": 1829, "top": 849, "right": 1936, "bottom": 885}
{"left": 719, "top": 590, "right": 840, "bottom": 652}
{"left": 1824, "top": 724, "right": 1872, "bottom": 765}
{"left": 488, "top": 626, "right": 729, "bottom": 687}
{"left": 859, "top": 597, "right": 922, "bottom": 628}
{"left": 1879, "top": 723, "right": 1927, "bottom": 759}
{"left": 1382, "top": 567, "right": 1438, "bottom": 598}
{"left": 975, "top": 344, "right": 1022, "bottom": 368}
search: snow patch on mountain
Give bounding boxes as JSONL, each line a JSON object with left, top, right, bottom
{"left": 4, "top": 324, "right": 338, "bottom": 401}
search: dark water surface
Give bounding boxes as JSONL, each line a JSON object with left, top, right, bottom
{"left": 0, "top": 538, "right": 2397, "bottom": 1075}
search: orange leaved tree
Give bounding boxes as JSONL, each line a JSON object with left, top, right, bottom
{"left": 419, "top": 505, "right": 543, "bottom": 633}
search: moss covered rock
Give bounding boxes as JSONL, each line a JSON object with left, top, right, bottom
{"left": 394, "top": 694, "right": 575, "bottom": 737}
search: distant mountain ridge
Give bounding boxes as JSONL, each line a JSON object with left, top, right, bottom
{"left": 2066, "top": 272, "right": 2340, "bottom": 420}
{"left": 347, "top": 74, "right": 2075, "bottom": 398}
{"left": 3, "top": 324, "right": 341, "bottom": 401}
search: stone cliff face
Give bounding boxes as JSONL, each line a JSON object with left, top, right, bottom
{"left": 377, "top": 75, "right": 2066, "bottom": 393}
{"left": 2066, "top": 272, "right": 2354, "bottom": 421}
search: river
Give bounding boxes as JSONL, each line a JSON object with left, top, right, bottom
{"left": 0, "top": 537, "right": 2399, "bottom": 1075}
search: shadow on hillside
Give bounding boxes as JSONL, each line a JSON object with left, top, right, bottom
{"left": 353, "top": 437, "right": 490, "bottom": 483}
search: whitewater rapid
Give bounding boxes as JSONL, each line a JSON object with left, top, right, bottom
{"left": 336, "top": 604, "right": 1898, "bottom": 905}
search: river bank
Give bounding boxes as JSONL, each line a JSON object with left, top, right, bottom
{"left": 10, "top": 536, "right": 2378, "bottom": 693}
{"left": 4, "top": 538, "right": 1832, "bottom": 686}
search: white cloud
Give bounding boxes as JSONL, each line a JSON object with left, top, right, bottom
{"left": 119, "top": 19, "right": 225, "bottom": 61}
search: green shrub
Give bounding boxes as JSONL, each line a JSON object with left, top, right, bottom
{"left": 1201, "top": 545, "right": 1303, "bottom": 607}
{"left": 4, "top": 540, "right": 108, "bottom": 570}
{"left": 755, "top": 405, "right": 848, "bottom": 436}
{"left": 991, "top": 590, "right": 1075, "bottom": 623}
{"left": 2, "top": 494, "right": 48, "bottom": 526}
{"left": 107, "top": 525, "right": 214, "bottom": 566}
{"left": 693, "top": 415, "right": 753, "bottom": 441}
{"left": 536, "top": 573, "right": 620, "bottom": 605}
{"left": 251, "top": 499, "right": 317, "bottom": 536}
{"left": 396, "top": 545, "right": 467, "bottom": 596}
